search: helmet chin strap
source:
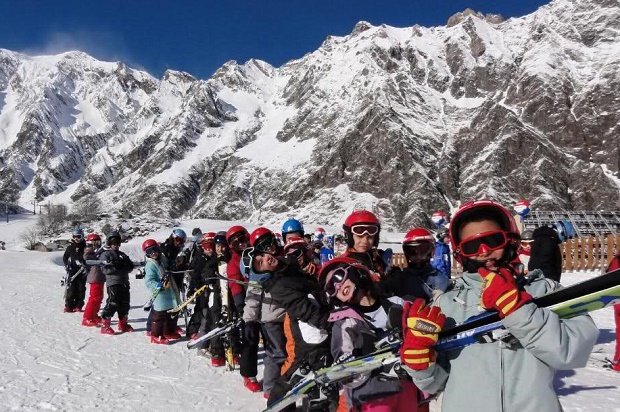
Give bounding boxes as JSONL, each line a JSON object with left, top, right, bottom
{"left": 461, "top": 245, "right": 518, "bottom": 273}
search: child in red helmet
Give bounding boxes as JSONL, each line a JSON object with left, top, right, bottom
{"left": 82, "top": 233, "right": 105, "bottom": 327}
{"left": 400, "top": 200, "right": 599, "bottom": 412}
{"left": 384, "top": 228, "right": 448, "bottom": 301}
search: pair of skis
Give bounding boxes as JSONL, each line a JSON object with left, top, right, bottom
{"left": 264, "top": 269, "right": 620, "bottom": 411}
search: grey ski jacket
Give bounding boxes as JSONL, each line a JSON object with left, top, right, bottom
{"left": 406, "top": 269, "right": 599, "bottom": 412}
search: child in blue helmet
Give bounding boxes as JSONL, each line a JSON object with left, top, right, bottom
{"left": 281, "top": 218, "right": 304, "bottom": 244}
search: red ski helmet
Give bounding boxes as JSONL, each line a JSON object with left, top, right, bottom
{"left": 226, "top": 225, "right": 250, "bottom": 252}
{"left": 449, "top": 200, "right": 519, "bottom": 271}
{"left": 86, "top": 233, "right": 101, "bottom": 242}
{"left": 202, "top": 232, "right": 216, "bottom": 242}
{"left": 403, "top": 228, "right": 435, "bottom": 264}
{"left": 342, "top": 210, "right": 381, "bottom": 248}
{"left": 142, "top": 238, "right": 159, "bottom": 252}
{"left": 250, "top": 227, "right": 278, "bottom": 253}
{"left": 403, "top": 228, "right": 434, "bottom": 244}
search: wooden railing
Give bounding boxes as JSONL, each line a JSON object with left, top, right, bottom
{"left": 392, "top": 234, "right": 620, "bottom": 273}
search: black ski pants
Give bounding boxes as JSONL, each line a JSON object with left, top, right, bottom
{"left": 101, "top": 284, "right": 130, "bottom": 320}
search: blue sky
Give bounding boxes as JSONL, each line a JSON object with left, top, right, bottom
{"left": 1, "top": 0, "right": 551, "bottom": 80}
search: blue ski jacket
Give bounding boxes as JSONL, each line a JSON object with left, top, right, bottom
{"left": 431, "top": 241, "right": 451, "bottom": 279}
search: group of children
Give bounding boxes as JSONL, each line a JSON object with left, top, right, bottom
{"left": 61, "top": 199, "right": 611, "bottom": 411}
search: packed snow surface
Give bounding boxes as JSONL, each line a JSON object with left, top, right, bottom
{"left": 0, "top": 215, "right": 618, "bottom": 411}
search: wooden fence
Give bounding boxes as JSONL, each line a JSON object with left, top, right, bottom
{"left": 392, "top": 234, "right": 620, "bottom": 273}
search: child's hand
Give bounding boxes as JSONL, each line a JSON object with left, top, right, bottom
{"left": 478, "top": 267, "right": 532, "bottom": 318}
{"left": 400, "top": 298, "right": 445, "bottom": 370}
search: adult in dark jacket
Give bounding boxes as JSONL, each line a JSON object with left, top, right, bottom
{"left": 63, "top": 228, "right": 87, "bottom": 312}
{"left": 262, "top": 254, "right": 332, "bottom": 410}
{"left": 528, "top": 226, "right": 563, "bottom": 282}
{"left": 99, "top": 231, "right": 135, "bottom": 335}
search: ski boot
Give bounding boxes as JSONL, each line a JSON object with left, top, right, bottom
{"left": 211, "top": 356, "right": 225, "bottom": 367}
{"left": 81, "top": 318, "right": 100, "bottom": 327}
{"left": 243, "top": 376, "right": 262, "bottom": 393}
{"left": 100, "top": 319, "right": 115, "bottom": 335}
{"left": 118, "top": 317, "right": 134, "bottom": 333}
{"left": 164, "top": 332, "right": 182, "bottom": 340}
{"left": 151, "top": 336, "right": 170, "bottom": 345}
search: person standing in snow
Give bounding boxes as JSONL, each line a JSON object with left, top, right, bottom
{"left": 430, "top": 229, "right": 451, "bottom": 279}
{"left": 99, "top": 231, "right": 135, "bottom": 335}
{"left": 142, "top": 239, "right": 181, "bottom": 344}
{"left": 63, "top": 228, "right": 87, "bottom": 312}
{"left": 240, "top": 234, "right": 287, "bottom": 399}
{"left": 400, "top": 200, "right": 599, "bottom": 412}
{"left": 82, "top": 233, "right": 105, "bottom": 327}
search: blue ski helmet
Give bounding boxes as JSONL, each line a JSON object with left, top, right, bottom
{"left": 72, "top": 227, "right": 84, "bottom": 237}
{"left": 282, "top": 219, "right": 304, "bottom": 239}
{"left": 172, "top": 228, "right": 187, "bottom": 243}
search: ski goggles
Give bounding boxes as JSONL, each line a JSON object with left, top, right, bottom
{"left": 350, "top": 225, "right": 379, "bottom": 237}
{"left": 230, "top": 234, "right": 249, "bottom": 250}
{"left": 324, "top": 266, "right": 352, "bottom": 297}
{"left": 86, "top": 240, "right": 102, "bottom": 248}
{"left": 73, "top": 235, "right": 83, "bottom": 240}
{"left": 255, "top": 235, "right": 277, "bottom": 253}
{"left": 285, "top": 247, "right": 305, "bottom": 261}
{"left": 403, "top": 242, "right": 434, "bottom": 259}
{"left": 458, "top": 230, "right": 509, "bottom": 257}
{"left": 145, "top": 244, "right": 160, "bottom": 256}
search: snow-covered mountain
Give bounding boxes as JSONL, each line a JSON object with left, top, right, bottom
{"left": 1, "top": 0, "right": 619, "bottom": 230}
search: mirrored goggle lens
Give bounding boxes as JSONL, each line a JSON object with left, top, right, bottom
{"left": 256, "top": 235, "right": 276, "bottom": 252}
{"left": 459, "top": 231, "right": 507, "bottom": 257}
{"left": 231, "top": 234, "right": 249, "bottom": 249}
{"left": 146, "top": 245, "right": 160, "bottom": 255}
{"left": 87, "top": 240, "right": 101, "bottom": 247}
{"left": 351, "top": 225, "right": 379, "bottom": 236}
{"left": 73, "top": 235, "right": 83, "bottom": 240}
{"left": 403, "top": 242, "right": 434, "bottom": 257}
{"left": 324, "top": 267, "right": 350, "bottom": 297}
{"left": 285, "top": 247, "right": 304, "bottom": 260}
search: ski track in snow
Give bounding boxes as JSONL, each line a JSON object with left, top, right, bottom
{"left": 0, "top": 218, "right": 619, "bottom": 411}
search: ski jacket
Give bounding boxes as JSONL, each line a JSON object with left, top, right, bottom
{"left": 63, "top": 241, "right": 85, "bottom": 274}
{"left": 144, "top": 256, "right": 180, "bottom": 312}
{"left": 406, "top": 269, "right": 599, "bottom": 412}
{"left": 84, "top": 247, "right": 105, "bottom": 284}
{"left": 431, "top": 240, "right": 451, "bottom": 279}
{"left": 342, "top": 249, "right": 386, "bottom": 281}
{"left": 243, "top": 284, "right": 286, "bottom": 324}
{"left": 227, "top": 252, "right": 246, "bottom": 306}
{"left": 528, "top": 226, "right": 563, "bottom": 282}
{"left": 384, "top": 265, "right": 447, "bottom": 301}
{"left": 330, "top": 296, "right": 407, "bottom": 409}
{"left": 267, "top": 263, "right": 330, "bottom": 374}
{"left": 159, "top": 237, "right": 184, "bottom": 271}
{"left": 99, "top": 248, "right": 134, "bottom": 287}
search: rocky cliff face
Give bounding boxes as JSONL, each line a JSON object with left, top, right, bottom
{"left": 0, "top": 0, "right": 619, "bottom": 230}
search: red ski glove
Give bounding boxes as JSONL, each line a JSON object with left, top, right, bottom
{"left": 400, "top": 298, "right": 445, "bottom": 371}
{"left": 478, "top": 267, "right": 533, "bottom": 318}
